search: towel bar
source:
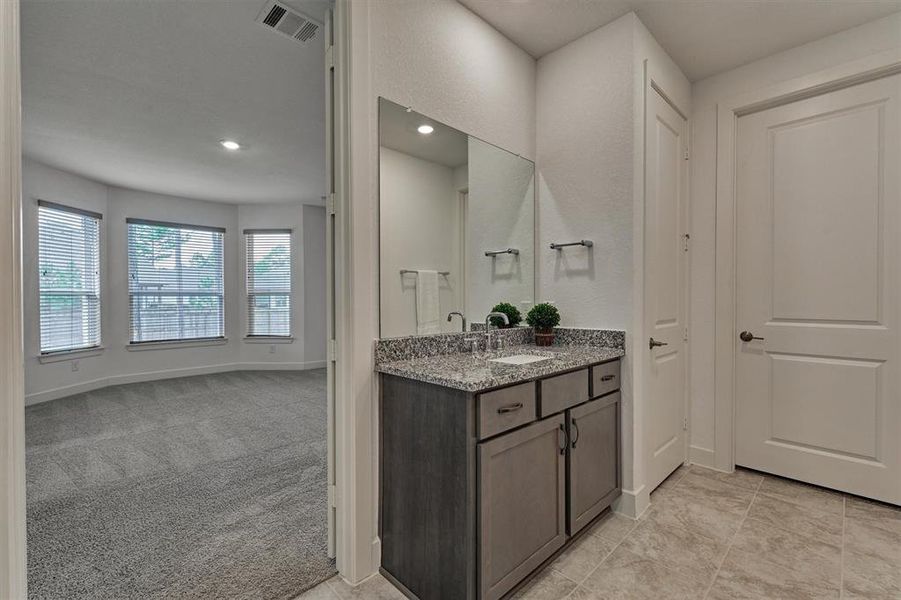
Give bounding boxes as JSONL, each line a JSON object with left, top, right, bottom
{"left": 550, "top": 240, "right": 593, "bottom": 250}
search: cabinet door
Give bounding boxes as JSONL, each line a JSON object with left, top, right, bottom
{"left": 479, "top": 415, "right": 566, "bottom": 600}
{"left": 568, "top": 393, "right": 620, "bottom": 536}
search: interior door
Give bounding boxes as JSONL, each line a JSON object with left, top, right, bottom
{"left": 644, "top": 86, "right": 689, "bottom": 492}
{"left": 735, "top": 74, "right": 900, "bottom": 505}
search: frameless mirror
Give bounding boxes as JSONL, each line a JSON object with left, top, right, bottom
{"left": 378, "top": 98, "right": 535, "bottom": 337}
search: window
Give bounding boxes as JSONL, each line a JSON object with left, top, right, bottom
{"left": 245, "top": 229, "right": 292, "bottom": 337}
{"left": 127, "top": 219, "right": 225, "bottom": 343}
{"left": 38, "top": 201, "right": 102, "bottom": 353}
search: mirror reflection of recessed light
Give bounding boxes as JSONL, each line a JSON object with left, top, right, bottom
{"left": 417, "top": 124, "right": 434, "bottom": 135}
{"left": 220, "top": 139, "right": 241, "bottom": 151}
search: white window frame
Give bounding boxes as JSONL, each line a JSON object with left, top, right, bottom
{"left": 126, "top": 218, "right": 226, "bottom": 345}
{"left": 244, "top": 228, "right": 293, "bottom": 340}
{"left": 37, "top": 200, "right": 102, "bottom": 356}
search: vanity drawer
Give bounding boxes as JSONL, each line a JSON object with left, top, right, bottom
{"left": 591, "top": 360, "right": 621, "bottom": 398}
{"left": 478, "top": 382, "right": 537, "bottom": 440}
{"left": 539, "top": 369, "right": 589, "bottom": 417}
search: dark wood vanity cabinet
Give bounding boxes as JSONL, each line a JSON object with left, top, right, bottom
{"left": 380, "top": 358, "right": 621, "bottom": 600}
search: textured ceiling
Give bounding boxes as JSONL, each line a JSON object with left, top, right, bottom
{"left": 22, "top": 0, "right": 330, "bottom": 204}
{"left": 457, "top": 0, "right": 901, "bottom": 81}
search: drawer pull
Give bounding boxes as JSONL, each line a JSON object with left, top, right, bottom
{"left": 497, "top": 402, "right": 524, "bottom": 414}
{"left": 600, "top": 374, "right": 615, "bottom": 382}
{"left": 571, "top": 418, "right": 580, "bottom": 449}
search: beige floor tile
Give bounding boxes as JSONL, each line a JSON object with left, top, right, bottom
{"left": 578, "top": 547, "right": 708, "bottom": 600}
{"left": 671, "top": 470, "right": 757, "bottom": 515}
{"left": 843, "top": 517, "right": 901, "bottom": 598}
{"left": 707, "top": 547, "right": 840, "bottom": 600}
{"left": 550, "top": 531, "right": 619, "bottom": 583}
{"left": 727, "top": 518, "right": 841, "bottom": 588}
{"left": 757, "top": 475, "right": 844, "bottom": 516}
{"left": 644, "top": 491, "right": 745, "bottom": 542}
{"left": 328, "top": 574, "right": 406, "bottom": 600}
{"left": 845, "top": 496, "right": 901, "bottom": 537}
{"left": 619, "top": 518, "right": 726, "bottom": 584}
{"left": 842, "top": 571, "right": 901, "bottom": 600}
{"left": 294, "top": 579, "right": 341, "bottom": 600}
{"left": 510, "top": 567, "right": 578, "bottom": 600}
{"left": 688, "top": 465, "right": 764, "bottom": 492}
{"left": 586, "top": 510, "right": 638, "bottom": 544}
{"left": 746, "top": 493, "right": 843, "bottom": 547}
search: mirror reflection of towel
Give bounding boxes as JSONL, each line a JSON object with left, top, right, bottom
{"left": 416, "top": 270, "right": 440, "bottom": 334}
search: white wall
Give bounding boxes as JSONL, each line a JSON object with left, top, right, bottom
{"left": 687, "top": 12, "right": 901, "bottom": 465}
{"left": 466, "top": 137, "right": 535, "bottom": 322}
{"left": 536, "top": 14, "right": 636, "bottom": 329}
{"left": 22, "top": 158, "right": 325, "bottom": 403}
{"left": 344, "top": 0, "right": 538, "bottom": 579}
{"left": 535, "top": 12, "right": 689, "bottom": 514}
{"left": 378, "top": 146, "right": 462, "bottom": 337}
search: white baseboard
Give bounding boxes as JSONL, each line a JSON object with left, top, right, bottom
{"left": 689, "top": 445, "right": 717, "bottom": 469}
{"left": 25, "top": 361, "right": 325, "bottom": 405}
{"left": 613, "top": 484, "right": 650, "bottom": 520}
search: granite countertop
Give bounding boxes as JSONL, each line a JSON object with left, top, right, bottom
{"left": 375, "top": 343, "right": 625, "bottom": 392}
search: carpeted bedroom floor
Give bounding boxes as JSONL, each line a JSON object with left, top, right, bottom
{"left": 25, "top": 369, "right": 335, "bottom": 600}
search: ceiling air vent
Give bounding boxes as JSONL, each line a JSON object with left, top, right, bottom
{"left": 255, "top": 0, "right": 321, "bottom": 46}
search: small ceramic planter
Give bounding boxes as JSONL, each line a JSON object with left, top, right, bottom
{"left": 534, "top": 327, "right": 555, "bottom": 347}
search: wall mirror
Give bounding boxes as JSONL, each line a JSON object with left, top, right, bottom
{"left": 378, "top": 97, "right": 535, "bottom": 338}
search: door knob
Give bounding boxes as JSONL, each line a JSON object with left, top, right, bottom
{"left": 649, "top": 337, "right": 668, "bottom": 350}
{"left": 739, "top": 331, "right": 764, "bottom": 342}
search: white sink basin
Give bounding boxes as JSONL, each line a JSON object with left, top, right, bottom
{"left": 489, "top": 354, "right": 552, "bottom": 366}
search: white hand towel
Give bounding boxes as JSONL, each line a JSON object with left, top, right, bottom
{"left": 415, "top": 270, "right": 441, "bottom": 335}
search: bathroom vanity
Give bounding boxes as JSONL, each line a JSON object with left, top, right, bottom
{"left": 377, "top": 340, "right": 624, "bottom": 600}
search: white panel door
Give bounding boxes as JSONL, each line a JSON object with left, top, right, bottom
{"left": 735, "top": 75, "right": 901, "bottom": 504}
{"left": 644, "top": 87, "right": 688, "bottom": 492}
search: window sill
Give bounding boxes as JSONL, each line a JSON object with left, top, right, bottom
{"left": 243, "top": 336, "right": 295, "bottom": 344}
{"left": 39, "top": 346, "right": 105, "bottom": 364}
{"left": 126, "top": 338, "right": 228, "bottom": 351}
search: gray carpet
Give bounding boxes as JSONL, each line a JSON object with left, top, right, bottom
{"left": 26, "top": 370, "right": 336, "bottom": 600}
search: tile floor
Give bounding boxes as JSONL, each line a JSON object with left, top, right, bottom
{"left": 295, "top": 465, "right": 901, "bottom": 600}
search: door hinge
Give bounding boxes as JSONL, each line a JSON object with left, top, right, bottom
{"left": 326, "top": 193, "right": 336, "bottom": 216}
{"left": 328, "top": 484, "right": 337, "bottom": 508}
{"left": 683, "top": 148, "right": 689, "bottom": 160}
{"left": 683, "top": 327, "right": 689, "bottom": 342}
{"left": 328, "top": 339, "right": 337, "bottom": 362}
{"left": 682, "top": 233, "right": 690, "bottom": 252}
{"left": 683, "top": 417, "right": 689, "bottom": 431}
{"left": 325, "top": 44, "right": 335, "bottom": 70}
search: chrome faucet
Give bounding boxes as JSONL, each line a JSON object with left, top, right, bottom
{"left": 447, "top": 311, "right": 466, "bottom": 332}
{"left": 484, "top": 312, "right": 509, "bottom": 351}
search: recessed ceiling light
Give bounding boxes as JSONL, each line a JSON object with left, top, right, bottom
{"left": 417, "top": 124, "right": 434, "bottom": 135}
{"left": 220, "top": 139, "right": 241, "bottom": 151}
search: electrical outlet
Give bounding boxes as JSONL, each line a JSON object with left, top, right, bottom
{"left": 71, "top": 360, "right": 79, "bottom": 372}
{"left": 269, "top": 345, "right": 276, "bottom": 354}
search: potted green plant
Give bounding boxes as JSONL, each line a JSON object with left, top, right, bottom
{"left": 489, "top": 302, "right": 522, "bottom": 328}
{"left": 526, "top": 303, "right": 560, "bottom": 346}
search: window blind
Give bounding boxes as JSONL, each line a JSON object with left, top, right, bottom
{"left": 245, "top": 229, "right": 292, "bottom": 337}
{"left": 38, "top": 201, "right": 102, "bottom": 354}
{"left": 127, "top": 219, "right": 225, "bottom": 343}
